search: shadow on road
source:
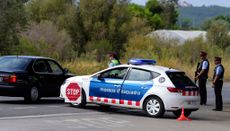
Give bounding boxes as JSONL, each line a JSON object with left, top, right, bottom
{"left": 69, "top": 104, "right": 177, "bottom": 119}
{"left": 0, "top": 97, "right": 64, "bottom": 105}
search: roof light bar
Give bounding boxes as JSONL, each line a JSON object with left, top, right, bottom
{"left": 128, "top": 58, "right": 156, "bottom": 65}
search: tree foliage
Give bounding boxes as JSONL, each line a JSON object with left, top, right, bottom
{"left": 129, "top": 0, "right": 178, "bottom": 29}
{"left": 2, "top": 0, "right": 179, "bottom": 62}
{"left": 17, "top": 21, "right": 73, "bottom": 60}
{"left": 0, "top": 0, "right": 27, "bottom": 55}
{"left": 26, "top": 0, "right": 132, "bottom": 61}
{"left": 26, "top": 0, "right": 73, "bottom": 23}
{"left": 179, "top": 6, "right": 230, "bottom": 28}
{"left": 206, "top": 19, "right": 230, "bottom": 53}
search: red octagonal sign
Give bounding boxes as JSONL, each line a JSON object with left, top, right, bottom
{"left": 66, "top": 83, "right": 81, "bottom": 101}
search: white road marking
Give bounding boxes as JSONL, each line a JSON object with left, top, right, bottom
{"left": 46, "top": 106, "right": 60, "bottom": 108}
{"left": 64, "top": 119, "right": 102, "bottom": 128}
{"left": 13, "top": 107, "right": 37, "bottom": 110}
{"left": 46, "top": 117, "right": 133, "bottom": 129}
{"left": 0, "top": 112, "right": 102, "bottom": 120}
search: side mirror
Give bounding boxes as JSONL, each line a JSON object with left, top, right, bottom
{"left": 97, "top": 74, "right": 103, "bottom": 80}
{"left": 63, "top": 68, "right": 69, "bottom": 74}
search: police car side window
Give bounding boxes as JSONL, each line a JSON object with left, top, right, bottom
{"left": 100, "top": 68, "right": 128, "bottom": 79}
{"left": 152, "top": 72, "right": 160, "bottom": 79}
{"left": 127, "top": 69, "right": 152, "bottom": 81}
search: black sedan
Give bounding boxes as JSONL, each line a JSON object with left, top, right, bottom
{"left": 0, "top": 55, "right": 74, "bottom": 103}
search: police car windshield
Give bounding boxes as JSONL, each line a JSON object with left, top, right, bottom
{"left": 166, "top": 72, "right": 195, "bottom": 88}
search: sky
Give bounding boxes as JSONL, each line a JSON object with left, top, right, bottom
{"left": 132, "top": 0, "right": 230, "bottom": 7}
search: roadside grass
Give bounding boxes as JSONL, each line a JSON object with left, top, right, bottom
{"left": 61, "top": 57, "right": 230, "bottom": 81}
{"left": 61, "top": 59, "right": 107, "bottom": 75}
{"left": 60, "top": 35, "right": 230, "bottom": 81}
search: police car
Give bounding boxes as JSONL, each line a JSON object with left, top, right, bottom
{"left": 60, "top": 58, "right": 199, "bottom": 118}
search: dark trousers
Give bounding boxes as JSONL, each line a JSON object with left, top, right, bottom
{"left": 214, "top": 80, "right": 223, "bottom": 110}
{"left": 198, "top": 79, "right": 207, "bottom": 105}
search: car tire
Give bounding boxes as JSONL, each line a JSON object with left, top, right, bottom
{"left": 143, "top": 96, "right": 165, "bottom": 118}
{"left": 173, "top": 110, "right": 192, "bottom": 118}
{"left": 69, "top": 89, "right": 86, "bottom": 108}
{"left": 24, "top": 86, "right": 40, "bottom": 103}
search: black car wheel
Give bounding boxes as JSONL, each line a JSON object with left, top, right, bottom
{"left": 69, "top": 89, "right": 86, "bottom": 108}
{"left": 173, "top": 110, "right": 192, "bottom": 118}
{"left": 24, "top": 86, "right": 40, "bottom": 103}
{"left": 143, "top": 96, "right": 165, "bottom": 118}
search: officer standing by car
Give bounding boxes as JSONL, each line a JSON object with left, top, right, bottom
{"left": 195, "top": 51, "right": 209, "bottom": 105}
{"left": 212, "top": 56, "right": 225, "bottom": 111}
{"left": 108, "top": 52, "right": 121, "bottom": 67}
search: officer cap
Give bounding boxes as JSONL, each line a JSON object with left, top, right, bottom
{"left": 200, "top": 51, "right": 207, "bottom": 56}
{"left": 214, "top": 56, "right": 222, "bottom": 61}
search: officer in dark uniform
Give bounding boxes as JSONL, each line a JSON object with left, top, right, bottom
{"left": 195, "top": 51, "right": 209, "bottom": 105}
{"left": 212, "top": 56, "right": 225, "bottom": 111}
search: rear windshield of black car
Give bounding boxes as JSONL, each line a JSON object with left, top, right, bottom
{"left": 166, "top": 72, "right": 196, "bottom": 88}
{"left": 0, "top": 57, "right": 31, "bottom": 70}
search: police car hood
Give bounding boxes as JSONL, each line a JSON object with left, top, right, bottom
{"left": 66, "top": 75, "right": 92, "bottom": 83}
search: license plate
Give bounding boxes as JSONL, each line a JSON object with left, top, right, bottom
{"left": 0, "top": 77, "right": 2, "bottom": 82}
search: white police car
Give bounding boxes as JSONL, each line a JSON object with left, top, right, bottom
{"left": 60, "top": 58, "right": 199, "bottom": 118}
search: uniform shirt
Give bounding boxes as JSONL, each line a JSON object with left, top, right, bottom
{"left": 108, "top": 59, "right": 120, "bottom": 67}
{"left": 215, "top": 64, "right": 224, "bottom": 76}
{"left": 202, "top": 61, "right": 209, "bottom": 70}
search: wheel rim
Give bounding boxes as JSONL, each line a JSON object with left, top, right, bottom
{"left": 31, "top": 87, "right": 38, "bottom": 102}
{"left": 146, "top": 99, "right": 160, "bottom": 116}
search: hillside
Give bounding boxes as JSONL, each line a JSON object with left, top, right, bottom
{"left": 178, "top": 6, "right": 230, "bottom": 28}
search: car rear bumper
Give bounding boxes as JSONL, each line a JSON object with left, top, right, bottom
{"left": 164, "top": 95, "right": 200, "bottom": 111}
{"left": 0, "top": 85, "right": 27, "bottom": 97}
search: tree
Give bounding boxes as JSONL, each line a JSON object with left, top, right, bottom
{"left": 26, "top": 0, "right": 73, "bottom": 24}
{"left": 180, "top": 18, "right": 192, "bottom": 30}
{"left": 128, "top": 0, "right": 178, "bottom": 29}
{"left": 206, "top": 20, "right": 230, "bottom": 53}
{"left": 146, "top": 0, "right": 163, "bottom": 15}
{"left": 0, "top": 0, "right": 27, "bottom": 55}
{"left": 19, "top": 21, "right": 73, "bottom": 60}
{"left": 215, "top": 15, "right": 230, "bottom": 24}
{"left": 160, "top": 0, "right": 179, "bottom": 29}
{"left": 77, "top": 0, "right": 131, "bottom": 60}
{"left": 64, "top": 5, "right": 88, "bottom": 57}
{"left": 202, "top": 15, "right": 230, "bottom": 30}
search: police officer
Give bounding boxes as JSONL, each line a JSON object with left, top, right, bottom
{"left": 212, "top": 56, "right": 225, "bottom": 111}
{"left": 195, "top": 51, "right": 209, "bottom": 105}
{"left": 108, "top": 52, "right": 121, "bottom": 67}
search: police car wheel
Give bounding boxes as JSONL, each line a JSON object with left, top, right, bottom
{"left": 173, "top": 110, "right": 192, "bottom": 118}
{"left": 143, "top": 96, "right": 164, "bottom": 118}
{"left": 69, "top": 89, "right": 86, "bottom": 108}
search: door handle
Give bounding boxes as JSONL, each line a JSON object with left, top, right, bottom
{"left": 114, "top": 84, "right": 121, "bottom": 88}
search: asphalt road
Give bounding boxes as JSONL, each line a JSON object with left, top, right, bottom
{"left": 0, "top": 82, "right": 230, "bottom": 131}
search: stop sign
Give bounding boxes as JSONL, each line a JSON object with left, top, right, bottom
{"left": 66, "top": 83, "right": 81, "bottom": 101}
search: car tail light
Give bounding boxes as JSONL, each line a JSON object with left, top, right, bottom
{"left": 3, "top": 75, "right": 17, "bottom": 83}
{"left": 167, "top": 87, "right": 183, "bottom": 93}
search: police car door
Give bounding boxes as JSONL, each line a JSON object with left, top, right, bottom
{"left": 89, "top": 67, "right": 128, "bottom": 100}
{"left": 121, "top": 68, "right": 153, "bottom": 104}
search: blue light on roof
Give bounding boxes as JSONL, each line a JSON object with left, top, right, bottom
{"left": 128, "top": 58, "right": 156, "bottom": 65}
